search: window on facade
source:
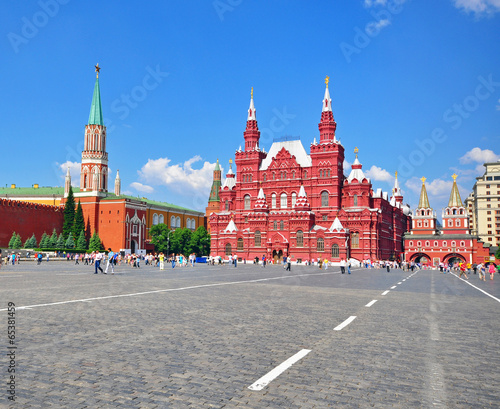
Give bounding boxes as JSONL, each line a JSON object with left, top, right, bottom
{"left": 443, "top": 241, "right": 447, "bottom": 247}
{"left": 237, "top": 238, "right": 244, "bottom": 251}
{"left": 244, "top": 195, "right": 251, "bottom": 210}
{"left": 327, "top": 169, "right": 330, "bottom": 177}
{"left": 263, "top": 174, "right": 266, "bottom": 182}
{"left": 133, "top": 225, "right": 138, "bottom": 234}
{"left": 456, "top": 220, "right": 460, "bottom": 226}
{"left": 332, "top": 244, "right": 339, "bottom": 258}
{"left": 255, "top": 230, "right": 261, "bottom": 247}
{"left": 409, "top": 241, "right": 413, "bottom": 247}
{"left": 292, "top": 171, "right": 295, "bottom": 179}
{"left": 417, "top": 221, "right": 422, "bottom": 227}
{"left": 460, "top": 241, "right": 465, "bottom": 247}
{"left": 186, "top": 218, "right": 190, "bottom": 229}
{"left": 272, "top": 193, "right": 276, "bottom": 209}
{"left": 280, "top": 220, "right": 284, "bottom": 230}
{"left": 317, "top": 238, "right": 324, "bottom": 252}
{"left": 304, "top": 170, "right": 307, "bottom": 178}
{"left": 322, "top": 215, "right": 328, "bottom": 221}
{"left": 297, "top": 230, "right": 303, "bottom": 247}
{"left": 272, "top": 172, "right": 275, "bottom": 180}
{"left": 176, "top": 217, "right": 181, "bottom": 228}
{"left": 451, "top": 241, "right": 456, "bottom": 247}
{"left": 225, "top": 243, "right": 232, "bottom": 256}
{"left": 434, "top": 241, "right": 438, "bottom": 247}
{"left": 321, "top": 191, "right": 329, "bottom": 207}
{"left": 159, "top": 214, "right": 164, "bottom": 224}
{"left": 351, "top": 233, "right": 359, "bottom": 249}
{"left": 171, "top": 216, "right": 176, "bottom": 228}
{"left": 281, "top": 193, "right": 287, "bottom": 208}
{"left": 153, "top": 213, "right": 159, "bottom": 225}
{"left": 292, "top": 192, "right": 297, "bottom": 208}
{"left": 425, "top": 241, "right": 430, "bottom": 247}
{"left": 353, "top": 195, "right": 358, "bottom": 206}
{"left": 225, "top": 200, "right": 229, "bottom": 211}
{"left": 273, "top": 220, "right": 277, "bottom": 230}
{"left": 448, "top": 220, "right": 453, "bottom": 226}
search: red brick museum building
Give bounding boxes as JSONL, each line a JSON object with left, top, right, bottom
{"left": 208, "top": 79, "right": 412, "bottom": 263}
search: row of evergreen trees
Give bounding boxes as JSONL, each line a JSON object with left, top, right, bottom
{"left": 6, "top": 186, "right": 103, "bottom": 251}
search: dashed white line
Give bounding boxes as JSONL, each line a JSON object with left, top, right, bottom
{"left": 365, "top": 300, "right": 377, "bottom": 307}
{"left": 397, "top": 282, "right": 402, "bottom": 285}
{"left": 248, "top": 349, "right": 311, "bottom": 391}
{"left": 390, "top": 285, "right": 397, "bottom": 289}
{"left": 334, "top": 316, "right": 357, "bottom": 331}
{"left": 382, "top": 290, "right": 390, "bottom": 296}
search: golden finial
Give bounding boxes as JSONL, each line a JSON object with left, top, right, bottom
{"left": 421, "top": 176, "right": 426, "bottom": 184}
{"left": 354, "top": 147, "right": 359, "bottom": 158}
{"left": 216, "top": 158, "right": 219, "bottom": 164}
{"left": 452, "top": 173, "right": 457, "bottom": 181}
{"left": 229, "top": 158, "right": 233, "bottom": 164}
{"left": 395, "top": 171, "right": 398, "bottom": 179}
{"left": 95, "top": 63, "right": 101, "bottom": 78}
{"left": 325, "top": 76, "right": 330, "bottom": 88}
{"left": 251, "top": 87, "right": 253, "bottom": 99}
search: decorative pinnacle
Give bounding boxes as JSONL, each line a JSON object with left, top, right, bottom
{"left": 251, "top": 87, "right": 253, "bottom": 99}
{"left": 354, "top": 147, "right": 359, "bottom": 158}
{"left": 421, "top": 176, "right": 426, "bottom": 184}
{"left": 95, "top": 63, "right": 101, "bottom": 78}
{"left": 452, "top": 173, "right": 457, "bottom": 181}
{"left": 325, "top": 76, "right": 329, "bottom": 88}
{"left": 395, "top": 171, "right": 398, "bottom": 179}
{"left": 229, "top": 158, "right": 233, "bottom": 164}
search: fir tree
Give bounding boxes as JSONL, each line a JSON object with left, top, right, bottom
{"left": 65, "top": 233, "right": 75, "bottom": 249}
{"left": 88, "top": 231, "right": 103, "bottom": 251}
{"left": 39, "top": 232, "right": 49, "bottom": 249}
{"left": 49, "top": 229, "right": 58, "bottom": 248}
{"left": 24, "top": 234, "right": 37, "bottom": 249}
{"left": 13, "top": 234, "right": 22, "bottom": 249}
{"left": 56, "top": 233, "right": 65, "bottom": 249}
{"left": 8, "top": 232, "right": 17, "bottom": 249}
{"left": 63, "top": 185, "right": 76, "bottom": 239}
{"left": 73, "top": 200, "right": 85, "bottom": 239}
{"left": 76, "top": 230, "right": 87, "bottom": 250}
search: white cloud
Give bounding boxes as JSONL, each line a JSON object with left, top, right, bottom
{"left": 366, "top": 19, "right": 391, "bottom": 34}
{"left": 138, "top": 156, "right": 216, "bottom": 196}
{"left": 130, "top": 182, "right": 154, "bottom": 194}
{"left": 365, "top": 165, "right": 394, "bottom": 182}
{"left": 459, "top": 147, "right": 500, "bottom": 164}
{"left": 58, "top": 161, "right": 81, "bottom": 186}
{"left": 405, "top": 177, "right": 453, "bottom": 197}
{"left": 364, "top": 0, "right": 388, "bottom": 6}
{"left": 452, "top": 0, "right": 500, "bottom": 14}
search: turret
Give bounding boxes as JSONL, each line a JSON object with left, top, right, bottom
{"left": 391, "top": 171, "right": 403, "bottom": 205}
{"left": 64, "top": 166, "right": 71, "bottom": 198}
{"left": 244, "top": 87, "right": 260, "bottom": 151}
{"left": 411, "top": 177, "right": 437, "bottom": 235}
{"left": 442, "top": 174, "right": 469, "bottom": 234}
{"left": 114, "top": 169, "right": 121, "bottom": 196}
{"left": 318, "top": 76, "right": 337, "bottom": 143}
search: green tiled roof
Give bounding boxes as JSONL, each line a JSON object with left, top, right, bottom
{"left": 104, "top": 193, "right": 203, "bottom": 214}
{"left": 0, "top": 186, "right": 81, "bottom": 196}
{"left": 88, "top": 77, "right": 104, "bottom": 126}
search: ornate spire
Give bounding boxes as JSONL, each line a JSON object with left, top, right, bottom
{"left": 209, "top": 160, "right": 222, "bottom": 202}
{"left": 294, "top": 185, "right": 311, "bottom": 210}
{"left": 88, "top": 64, "right": 104, "bottom": 126}
{"left": 322, "top": 75, "right": 332, "bottom": 112}
{"left": 253, "top": 188, "right": 269, "bottom": 212}
{"left": 64, "top": 166, "right": 71, "bottom": 197}
{"left": 347, "top": 148, "right": 368, "bottom": 183}
{"left": 418, "top": 177, "right": 431, "bottom": 209}
{"left": 448, "top": 174, "right": 463, "bottom": 207}
{"left": 247, "top": 87, "right": 256, "bottom": 120}
{"left": 114, "top": 170, "right": 121, "bottom": 196}
{"left": 244, "top": 88, "right": 260, "bottom": 151}
{"left": 319, "top": 76, "right": 336, "bottom": 142}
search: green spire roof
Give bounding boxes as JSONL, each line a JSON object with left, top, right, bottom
{"left": 418, "top": 177, "right": 430, "bottom": 209}
{"left": 88, "top": 75, "right": 103, "bottom": 126}
{"left": 448, "top": 174, "right": 463, "bottom": 207}
{"left": 208, "top": 160, "right": 222, "bottom": 203}
{"left": 214, "top": 159, "right": 220, "bottom": 171}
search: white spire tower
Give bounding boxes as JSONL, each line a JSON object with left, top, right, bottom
{"left": 115, "top": 169, "right": 121, "bottom": 196}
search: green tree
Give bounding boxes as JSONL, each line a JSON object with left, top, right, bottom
{"left": 8, "top": 232, "right": 17, "bottom": 249}
{"left": 56, "top": 233, "right": 65, "bottom": 249}
{"left": 39, "top": 232, "right": 49, "bottom": 249}
{"left": 13, "top": 234, "right": 22, "bottom": 249}
{"left": 189, "top": 226, "right": 210, "bottom": 256}
{"left": 65, "top": 233, "right": 75, "bottom": 249}
{"left": 88, "top": 231, "right": 103, "bottom": 251}
{"left": 24, "top": 233, "right": 37, "bottom": 249}
{"left": 63, "top": 185, "right": 76, "bottom": 239}
{"left": 73, "top": 200, "right": 85, "bottom": 239}
{"left": 149, "top": 224, "right": 172, "bottom": 254}
{"left": 49, "top": 229, "right": 58, "bottom": 248}
{"left": 170, "top": 228, "right": 192, "bottom": 255}
{"left": 76, "top": 230, "right": 87, "bottom": 250}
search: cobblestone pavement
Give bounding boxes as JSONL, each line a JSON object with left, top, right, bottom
{"left": 1, "top": 261, "right": 499, "bottom": 408}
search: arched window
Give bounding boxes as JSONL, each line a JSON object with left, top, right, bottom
{"left": 425, "top": 241, "right": 430, "bottom": 247}
{"left": 159, "top": 214, "right": 164, "bottom": 224}
{"left": 321, "top": 191, "right": 329, "bottom": 207}
{"left": 153, "top": 213, "right": 159, "bottom": 225}
{"left": 296, "top": 230, "right": 303, "bottom": 247}
{"left": 460, "top": 241, "right": 465, "bottom": 247}
{"left": 292, "top": 192, "right": 297, "bottom": 208}
{"left": 448, "top": 220, "right": 453, "bottom": 227}
{"left": 186, "top": 218, "right": 190, "bottom": 229}
{"left": 280, "top": 220, "right": 284, "bottom": 230}
{"left": 353, "top": 194, "right": 358, "bottom": 207}
{"left": 225, "top": 243, "right": 232, "bottom": 256}
{"left": 191, "top": 219, "right": 195, "bottom": 229}
{"left": 424, "top": 221, "right": 428, "bottom": 227}
{"left": 255, "top": 230, "right": 261, "bottom": 247}
{"left": 409, "top": 241, "right": 413, "bottom": 247}
{"left": 451, "top": 241, "right": 456, "bottom": 247}
{"left": 434, "top": 241, "right": 438, "bottom": 247}
{"left": 317, "top": 238, "right": 324, "bottom": 252}
{"left": 273, "top": 220, "right": 277, "bottom": 230}
{"left": 453, "top": 209, "right": 456, "bottom": 215}
{"left": 456, "top": 220, "right": 460, "bottom": 226}
{"left": 84, "top": 174, "right": 88, "bottom": 188}
{"left": 327, "top": 169, "right": 330, "bottom": 177}
{"left": 443, "top": 241, "right": 447, "bottom": 247}
{"left": 304, "top": 170, "right": 307, "bottom": 178}
{"left": 351, "top": 233, "right": 359, "bottom": 249}
{"left": 237, "top": 238, "right": 244, "bottom": 251}
{"left": 244, "top": 195, "right": 251, "bottom": 210}
{"left": 280, "top": 193, "right": 287, "bottom": 208}
{"left": 250, "top": 174, "right": 252, "bottom": 182}
{"left": 263, "top": 174, "right": 266, "bottom": 182}
{"left": 292, "top": 171, "right": 295, "bottom": 179}
{"left": 171, "top": 216, "right": 176, "bottom": 228}
{"left": 225, "top": 200, "right": 229, "bottom": 211}
{"left": 332, "top": 244, "right": 339, "bottom": 258}
{"left": 176, "top": 216, "right": 181, "bottom": 228}
{"left": 272, "top": 172, "right": 275, "bottom": 180}
{"left": 271, "top": 193, "right": 276, "bottom": 209}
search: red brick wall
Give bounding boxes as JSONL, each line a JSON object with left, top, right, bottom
{"left": 0, "top": 199, "right": 64, "bottom": 247}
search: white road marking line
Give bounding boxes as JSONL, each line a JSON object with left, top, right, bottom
{"left": 0, "top": 275, "right": 22, "bottom": 278}
{"left": 402, "top": 279, "right": 406, "bottom": 282}
{"left": 397, "top": 282, "right": 402, "bottom": 284}
{"left": 248, "top": 349, "right": 311, "bottom": 391}
{"left": 334, "top": 316, "right": 357, "bottom": 331}
{"left": 451, "top": 272, "right": 500, "bottom": 303}
{"left": 391, "top": 285, "right": 397, "bottom": 289}
{"left": 365, "top": 300, "right": 377, "bottom": 307}
{"left": 382, "top": 290, "right": 390, "bottom": 295}
{"left": 56, "top": 273, "right": 89, "bottom": 276}
{"left": 0, "top": 271, "right": 338, "bottom": 312}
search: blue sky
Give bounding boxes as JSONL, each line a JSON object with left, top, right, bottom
{"left": 2, "top": 0, "right": 499, "bottom": 216}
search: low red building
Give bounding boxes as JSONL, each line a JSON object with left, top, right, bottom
{"left": 404, "top": 175, "right": 490, "bottom": 266}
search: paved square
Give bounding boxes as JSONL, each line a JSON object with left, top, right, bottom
{"left": 1, "top": 261, "right": 499, "bottom": 408}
